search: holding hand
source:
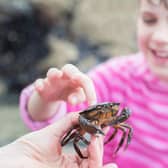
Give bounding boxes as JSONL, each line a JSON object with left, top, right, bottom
{"left": 0, "top": 113, "right": 117, "bottom": 168}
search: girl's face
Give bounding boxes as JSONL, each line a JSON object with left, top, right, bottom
{"left": 137, "top": 0, "right": 168, "bottom": 82}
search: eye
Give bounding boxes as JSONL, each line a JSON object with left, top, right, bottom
{"left": 143, "top": 17, "right": 157, "bottom": 24}
{"left": 142, "top": 13, "right": 157, "bottom": 25}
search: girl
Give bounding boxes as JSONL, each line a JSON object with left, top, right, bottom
{"left": 20, "top": 0, "right": 168, "bottom": 167}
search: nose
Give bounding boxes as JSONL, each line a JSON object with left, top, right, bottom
{"left": 152, "top": 23, "right": 168, "bottom": 46}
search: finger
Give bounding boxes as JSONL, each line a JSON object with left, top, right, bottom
{"left": 61, "top": 64, "right": 80, "bottom": 76}
{"left": 61, "top": 64, "right": 80, "bottom": 78}
{"left": 88, "top": 136, "right": 104, "bottom": 168}
{"left": 72, "top": 73, "right": 97, "bottom": 105}
{"left": 40, "top": 78, "right": 52, "bottom": 93}
{"left": 46, "top": 68, "right": 63, "bottom": 84}
{"left": 44, "top": 112, "right": 79, "bottom": 141}
{"left": 34, "top": 78, "right": 54, "bottom": 101}
{"left": 103, "top": 163, "right": 118, "bottom": 168}
{"left": 34, "top": 78, "right": 45, "bottom": 93}
{"left": 62, "top": 64, "right": 97, "bottom": 105}
{"left": 68, "top": 88, "right": 86, "bottom": 105}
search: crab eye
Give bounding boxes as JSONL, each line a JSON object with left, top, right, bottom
{"left": 96, "top": 105, "right": 102, "bottom": 109}
{"left": 110, "top": 103, "right": 114, "bottom": 107}
{"left": 109, "top": 103, "right": 114, "bottom": 109}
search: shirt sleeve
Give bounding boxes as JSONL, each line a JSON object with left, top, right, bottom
{"left": 19, "top": 85, "right": 67, "bottom": 131}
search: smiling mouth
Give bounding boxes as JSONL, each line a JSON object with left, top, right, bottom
{"left": 151, "top": 49, "right": 168, "bottom": 60}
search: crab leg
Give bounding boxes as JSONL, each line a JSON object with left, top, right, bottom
{"left": 61, "top": 131, "right": 77, "bottom": 146}
{"left": 61, "top": 125, "right": 79, "bottom": 146}
{"left": 74, "top": 136, "right": 88, "bottom": 159}
{"left": 120, "top": 123, "right": 133, "bottom": 149}
{"left": 104, "top": 127, "right": 118, "bottom": 145}
{"left": 114, "top": 126, "right": 127, "bottom": 154}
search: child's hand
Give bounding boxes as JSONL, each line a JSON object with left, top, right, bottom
{"left": 34, "top": 64, "right": 97, "bottom": 105}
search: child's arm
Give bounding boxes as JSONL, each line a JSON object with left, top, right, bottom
{"left": 22, "top": 64, "right": 97, "bottom": 123}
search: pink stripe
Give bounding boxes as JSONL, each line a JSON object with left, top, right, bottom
{"left": 106, "top": 65, "right": 168, "bottom": 103}
{"left": 133, "top": 124, "right": 168, "bottom": 150}
{"left": 92, "top": 67, "right": 168, "bottom": 122}
{"left": 94, "top": 70, "right": 113, "bottom": 100}
{"left": 125, "top": 88, "right": 168, "bottom": 119}
{"left": 90, "top": 73, "right": 108, "bottom": 102}
{"left": 130, "top": 105, "right": 168, "bottom": 133}
{"left": 128, "top": 144, "right": 167, "bottom": 165}
{"left": 90, "top": 65, "right": 168, "bottom": 119}
{"left": 120, "top": 149, "right": 166, "bottom": 168}
{"left": 94, "top": 78, "right": 109, "bottom": 101}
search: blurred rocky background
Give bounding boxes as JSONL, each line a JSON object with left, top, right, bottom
{"left": 0, "top": 0, "right": 137, "bottom": 147}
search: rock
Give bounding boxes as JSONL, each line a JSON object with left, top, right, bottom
{"left": 39, "top": 36, "right": 79, "bottom": 69}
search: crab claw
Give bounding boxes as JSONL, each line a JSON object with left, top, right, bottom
{"left": 79, "top": 116, "right": 105, "bottom": 136}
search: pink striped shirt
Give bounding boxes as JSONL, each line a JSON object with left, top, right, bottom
{"left": 20, "top": 52, "right": 168, "bottom": 168}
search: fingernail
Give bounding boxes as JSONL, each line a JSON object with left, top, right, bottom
{"left": 36, "top": 81, "right": 43, "bottom": 90}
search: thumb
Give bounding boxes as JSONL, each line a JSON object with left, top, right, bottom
{"left": 42, "top": 112, "right": 79, "bottom": 141}
{"left": 103, "top": 163, "right": 118, "bottom": 168}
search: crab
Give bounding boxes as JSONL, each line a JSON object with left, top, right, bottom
{"left": 61, "top": 102, "right": 133, "bottom": 159}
